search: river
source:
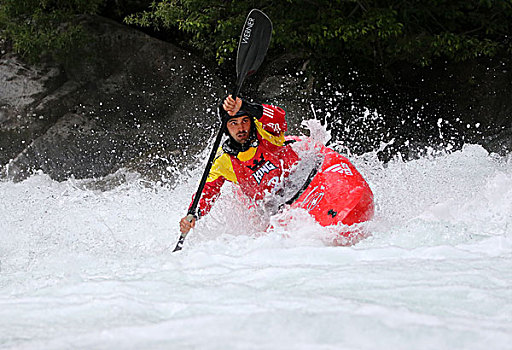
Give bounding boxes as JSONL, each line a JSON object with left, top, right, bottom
{"left": 1, "top": 130, "right": 511, "bottom": 349}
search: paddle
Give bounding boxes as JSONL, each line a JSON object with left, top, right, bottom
{"left": 173, "top": 9, "right": 272, "bottom": 252}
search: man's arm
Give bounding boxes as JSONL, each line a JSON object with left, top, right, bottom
{"left": 179, "top": 148, "right": 236, "bottom": 234}
{"left": 180, "top": 174, "right": 225, "bottom": 234}
{"left": 238, "top": 99, "right": 286, "bottom": 136}
{"left": 257, "top": 103, "right": 287, "bottom": 135}
{"left": 191, "top": 175, "right": 225, "bottom": 218}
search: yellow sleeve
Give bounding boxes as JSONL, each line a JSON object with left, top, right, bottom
{"left": 254, "top": 119, "right": 285, "bottom": 147}
{"left": 207, "top": 147, "right": 238, "bottom": 184}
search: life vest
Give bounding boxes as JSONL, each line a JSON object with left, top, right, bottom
{"left": 192, "top": 104, "right": 299, "bottom": 217}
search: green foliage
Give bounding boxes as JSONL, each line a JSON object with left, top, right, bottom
{"left": 124, "top": 0, "right": 512, "bottom": 67}
{"left": 124, "top": 0, "right": 246, "bottom": 63}
{"left": 2, "top": 0, "right": 511, "bottom": 67}
{"left": 0, "top": 0, "right": 104, "bottom": 62}
{"left": 101, "top": 0, "right": 153, "bottom": 21}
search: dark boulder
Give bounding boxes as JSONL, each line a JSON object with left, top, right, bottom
{"left": 255, "top": 54, "right": 512, "bottom": 159}
{"left": 0, "top": 16, "right": 223, "bottom": 182}
{"left": 1, "top": 15, "right": 510, "bottom": 185}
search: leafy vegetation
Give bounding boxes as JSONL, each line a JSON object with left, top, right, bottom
{"left": 0, "top": 0, "right": 151, "bottom": 62}
{"left": 0, "top": 0, "right": 102, "bottom": 62}
{"left": 125, "top": 0, "right": 512, "bottom": 67}
{"left": 2, "top": 0, "right": 511, "bottom": 67}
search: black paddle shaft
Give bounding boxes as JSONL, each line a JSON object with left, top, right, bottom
{"left": 173, "top": 9, "right": 272, "bottom": 252}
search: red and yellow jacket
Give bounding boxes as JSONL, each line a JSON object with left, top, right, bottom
{"left": 193, "top": 103, "right": 299, "bottom": 217}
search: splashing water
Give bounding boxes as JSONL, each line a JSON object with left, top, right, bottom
{"left": 1, "top": 122, "right": 511, "bottom": 349}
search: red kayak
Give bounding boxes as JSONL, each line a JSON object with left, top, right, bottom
{"left": 293, "top": 144, "right": 373, "bottom": 224}
{"left": 268, "top": 137, "right": 374, "bottom": 245}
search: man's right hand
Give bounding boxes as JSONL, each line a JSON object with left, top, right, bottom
{"left": 179, "top": 216, "right": 196, "bottom": 234}
{"left": 223, "top": 95, "right": 242, "bottom": 116}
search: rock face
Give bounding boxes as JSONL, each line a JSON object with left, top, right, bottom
{"left": 0, "top": 16, "right": 223, "bottom": 181}
{"left": 254, "top": 54, "right": 512, "bottom": 159}
{"left": 439, "top": 57, "right": 512, "bottom": 154}
{"left": 1, "top": 15, "right": 511, "bottom": 183}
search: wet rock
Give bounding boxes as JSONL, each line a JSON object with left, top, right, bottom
{"left": 249, "top": 53, "right": 315, "bottom": 135}
{"left": 1, "top": 16, "right": 510, "bottom": 184}
{"left": 1, "top": 15, "right": 223, "bottom": 182}
{"left": 256, "top": 54, "right": 512, "bottom": 158}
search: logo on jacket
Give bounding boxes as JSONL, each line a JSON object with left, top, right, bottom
{"left": 246, "top": 154, "right": 278, "bottom": 184}
{"left": 252, "top": 160, "right": 278, "bottom": 184}
{"left": 247, "top": 154, "right": 266, "bottom": 171}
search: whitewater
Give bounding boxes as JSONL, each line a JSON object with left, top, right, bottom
{"left": 1, "top": 132, "right": 511, "bottom": 349}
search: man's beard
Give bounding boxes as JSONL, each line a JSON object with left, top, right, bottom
{"left": 236, "top": 131, "right": 249, "bottom": 143}
{"left": 222, "top": 121, "right": 258, "bottom": 156}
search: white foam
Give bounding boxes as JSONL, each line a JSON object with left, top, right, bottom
{"left": 1, "top": 141, "right": 511, "bottom": 349}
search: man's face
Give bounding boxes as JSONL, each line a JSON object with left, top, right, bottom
{"left": 226, "top": 116, "right": 252, "bottom": 144}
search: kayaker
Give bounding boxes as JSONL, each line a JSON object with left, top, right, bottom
{"left": 179, "top": 95, "right": 301, "bottom": 234}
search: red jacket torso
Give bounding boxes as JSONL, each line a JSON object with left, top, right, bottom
{"left": 192, "top": 104, "right": 299, "bottom": 217}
